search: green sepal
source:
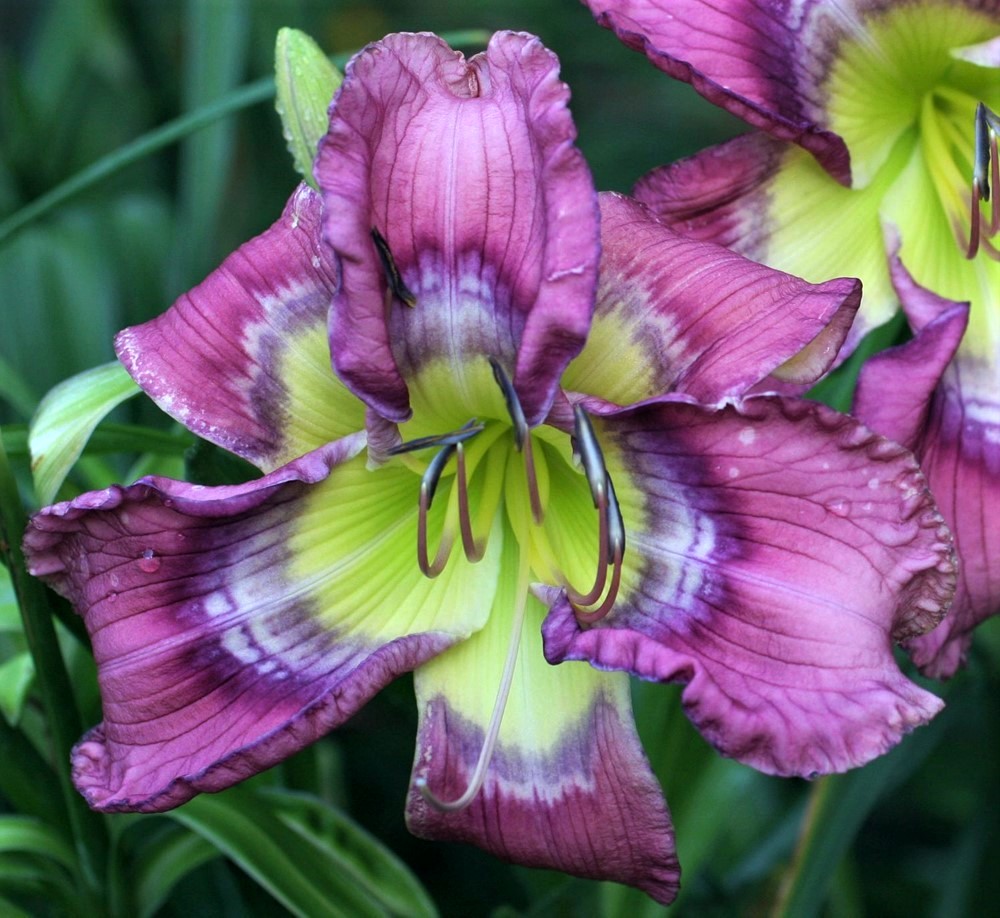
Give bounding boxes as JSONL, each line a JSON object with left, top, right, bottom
{"left": 274, "top": 28, "right": 343, "bottom": 189}
{"left": 28, "top": 361, "right": 140, "bottom": 505}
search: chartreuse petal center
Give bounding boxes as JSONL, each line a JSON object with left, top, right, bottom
{"left": 826, "top": 3, "right": 999, "bottom": 188}
{"left": 826, "top": 2, "right": 1000, "bottom": 237}
{"left": 764, "top": 3, "right": 1000, "bottom": 343}
{"left": 353, "top": 354, "right": 640, "bottom": 809}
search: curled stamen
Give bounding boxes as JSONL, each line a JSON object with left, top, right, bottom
{"left": 456, "top": 443, "right": 486, "bottom": 562}
{"left": 563, "top": 406, "right": 626, "bottom": 622}
{"left": 389, "top": 419, "right": 483, "bottom": 455}
{"left": 564, "top": 486, "right": 610, "bottom": 607}
{"left": 572, "top": 545, "right": 623, "bottom": 625}
{"left": 605, "top": 473, "right": 626, "bottom": 558}
{"left": 572, "top": 404, "right": 608, "bottom": 506}
{"left": 967, "top": 103, "right": 1000, "bottom": 259}
{"left": 489, "top": 357, "right": 543, "bottom": 523}
{"left": 371, "top": 226, "right": 417, "bottom": 308}
{"left": 417, "top": 445, "right": 456, "bottom": 578}
{"left": 415, "top": 552, "right": 531, "bottom": 811}
{"left": 488, "top": 357, "right": 527, "bottom": 447}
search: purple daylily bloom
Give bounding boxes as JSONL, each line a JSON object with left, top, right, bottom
{"left": 584, "top": 0, "right": 1000, "bottom": 676}
{"left": 24, "top": 32, "right": 955, "bottom": 903}
{"left": 853, "top": 246, "right": 998, "bottom": 677}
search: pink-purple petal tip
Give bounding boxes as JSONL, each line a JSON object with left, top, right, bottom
{"left": 406, "top": 692, "right": 680, "bottom": 903}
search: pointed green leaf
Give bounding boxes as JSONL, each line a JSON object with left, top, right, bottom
{"left": 0, "top": 816, "right": 76, "bottom": 871}
{"left": 28, "top": 361, "right": 140, "bottom": 504}
{"left": 261, "top": 788, "right": 438, "bottom": 918}
{"left": 130, "top": 824, "right": 220, "bottom": 918}
{"left": 275, "top": 28, "right": 343, "bottom": 188}
{"left": 168, "top": 789, "right": 382, "bottom": 918}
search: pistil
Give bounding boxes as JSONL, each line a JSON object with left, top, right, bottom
{"left": 415, "top": 528, "right": 532, "bottom": 811}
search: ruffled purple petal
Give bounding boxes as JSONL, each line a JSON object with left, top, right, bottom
{"left": 116, "top": 185, "right": 364, "bottom": 472}
{"left": 904, "top": 365, "right": 1000, "bottom": 677}
{"left": 562, "top": 193, "right": 859, "bottom": 404}
{"left": 853, "top": 244, "right": 969, "bottom": 451}
{"left": 636, "top": 133, "right": 900, "bottom": 354}
{"left": 405, "top": 540, "right": 678, "bottom": 903}
{"left": 634, "top": 133, "right": 785, "bottom": 255}
{"left": 407, "top": 683, "right": 679, "bottom": 903}
{"left": 583, "top": 0, "right": 851, "bottom": 183}
{"left": 318, "top": 31, "right": 599, "bottom": 425}
{"left": 854, "top": 245, "right": 1000, "bottom": 677}
{"left": 543, "top": 395, "right": 955, "bottom": 776}
{"left": 24, "top": 435, "right": 499, "bottom": 811}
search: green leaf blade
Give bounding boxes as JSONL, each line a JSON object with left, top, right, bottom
{"left": 28, "top": 361, "right": 139, "bottom": 504}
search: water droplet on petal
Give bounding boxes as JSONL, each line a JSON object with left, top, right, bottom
{"left": 137, "top": 548, "right": 161, "bottom": 573}
{"left": 107, "top": 592, "right": 118, "bottom": 604}
{"left": 824, "top": 498, "right": 851, "bottom": 518}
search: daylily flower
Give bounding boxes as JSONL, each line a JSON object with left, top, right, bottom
{"left": 24, "top": 32, "right": 955, "bottom": 903}
{"left": 584, "top": 0, "right": 1000, "bottom": 676}
{"left": 852, "top": 248, "right": 997, "bottom": 678}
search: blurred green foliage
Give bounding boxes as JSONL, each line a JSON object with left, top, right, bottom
{"left": 1, "top": 2, "right": 998, "bottom": 917}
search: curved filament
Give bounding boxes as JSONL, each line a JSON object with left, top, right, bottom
{"left": 456, "top": 443, "right": 486, "bottom": 562}
{"left": 417, "top": 445, "right": 456, "bottom": 578}
{"left": 416, "top": 548, "right": 531, "bottom": 811}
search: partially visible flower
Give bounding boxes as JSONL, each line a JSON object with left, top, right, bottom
{"left": 584, "top": 0, "right": 1000, "bottom": 675}
{"left": 852, "top": 246, "right": 998, "bottom": 677}
{"left": 24, "top": 31, "right": 955, "bottom": 903}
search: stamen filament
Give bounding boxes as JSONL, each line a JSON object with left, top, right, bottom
{"left": 389, "top": 420, "right": 484, "bottom": 455}
{"left": 488, "top": 356, "right": 544, "bottom": 523}
{"left": 522, "top": 434, "right": 545, "bottom": 524}
{"left": 417, "top": 445, "right": 457, "bottom": 578}
{"left": 572, "top": 546, "right": 624, "bottom": 624}
{"left": 415, "top": 545, "right": 532, "bottom": 811}
{"left": 990, "top": 133, "right": 1000, "bottom": 235}
{"left": 965, "top": 102, "right": 1000, "bottom": 260}
{"left": 564, "top": 489, "right": 610, "bottom": 606}
{"left": 456, "top": 443, "right": 486, "bottom": 562}
{"left": 562, "top": 406, "right": 627, "bottom": 622}
{"left": 968, "top": 184, "right": 982, "bottom": 259}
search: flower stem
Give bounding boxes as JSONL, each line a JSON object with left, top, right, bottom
{"left": 0, "top": 431, "right": 108, "bottom": 904}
